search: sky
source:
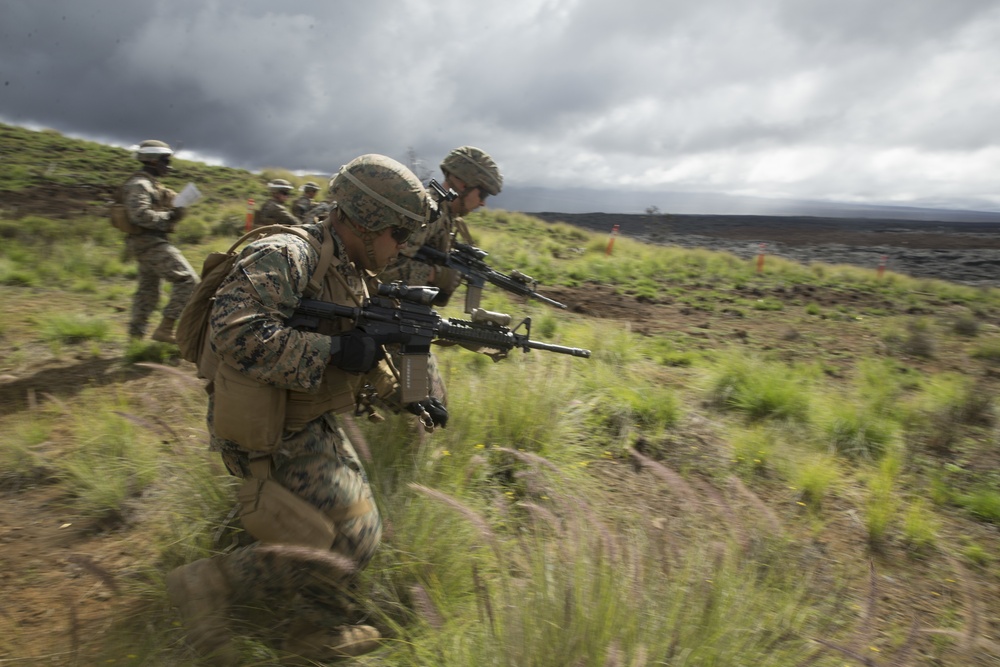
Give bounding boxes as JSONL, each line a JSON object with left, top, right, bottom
{"left": 2, "top": 0, "right": 1000, "bottom": 214}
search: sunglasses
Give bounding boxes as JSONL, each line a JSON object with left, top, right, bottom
{"left": 389, "top": 226, "right": 412, "bottom": 244}
{"left": 474, "top": 186, "right": 489, "bottom": 201}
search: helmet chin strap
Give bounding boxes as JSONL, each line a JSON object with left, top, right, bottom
{"left": 343, "top": 216, "right": 382, "bottom": 272}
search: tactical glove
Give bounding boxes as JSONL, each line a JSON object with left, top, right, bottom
{"left": 329, "top": 330, "right": 384, "bottom": 374}
{"left": 431, "top": 267, "right": 462, "bottom": 306}
{"left": 169, "top": 207, "right": 186, "bottom": 222}
{"left": 406, "top": 397, "right": 448, "bottom": 428}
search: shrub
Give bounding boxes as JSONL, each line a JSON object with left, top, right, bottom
{"left": 819, "top": 401, "right": 896, "bottom": 460}
{"left": 865, "top": 455, "right": 901, "bottom": 547}
{"left": 706, "top": 353, "right": 810, "bottom": 422}
{"left": 971, "top": 338, "right": 1000, "bottom": 362}
{"left": 173, "top": 216, "right": 211, "bottom": 244}
{"left": 901, "top": 498, "right": 939, "bottom": 553}
{"left": 958, "top": 487, "right": 1000, "bottom": 524}
{"left": 38, "top": 313, "right": 111, "bottom": 344}
{"left": 729, "top": 426, "right": 774, "bottom": 477}
{"left": 792, "top": 455, "right": 840, "bottom": 509}
{"left": 951, "top": 313, "right": 981, "bottom": 337}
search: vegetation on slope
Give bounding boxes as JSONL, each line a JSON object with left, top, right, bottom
{"left": 1, "top": 124, "right": 999, "bottom": 666}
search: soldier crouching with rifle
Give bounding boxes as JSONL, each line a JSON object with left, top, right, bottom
{"left": 165, "top": 155, "right": 447, "bottom": 664}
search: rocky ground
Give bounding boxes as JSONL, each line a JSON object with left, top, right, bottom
{"left": 531, "top": 212, "right": 1000, "bottom": 286}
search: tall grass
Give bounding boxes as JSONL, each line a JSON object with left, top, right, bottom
{"left": 704, "top": 352, "right": 811, "bottom": 422}
{"left": 2, "top": 136, "right": 999, "bottom": 664}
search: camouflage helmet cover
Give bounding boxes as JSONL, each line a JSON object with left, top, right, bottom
{"left": 328, "top": 154, "right": 428, "bottom": 234}
{"left": 133, "top": 139, "right": 173, "bottom": 163}
{"left": 301, "top": 181, "right": 320, "bottom": 192}
{"left": 440, "top": 146, "right": 503, "bottom": 196}
{"left": 267, "top": 178, "right": 294, "bottom": 192}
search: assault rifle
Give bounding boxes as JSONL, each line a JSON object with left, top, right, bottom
{"left": 413, "top": 241, "right": 567, "bottom": 313}
{"left": 288, "top": 283, "right": 590, "bottom": 403}
{"left": 423, "top": 179, "right": 566, "bottom": 313}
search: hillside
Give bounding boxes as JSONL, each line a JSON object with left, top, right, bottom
{"left": 0, "top": 122, "right": 315, "bottom": 221}
{"left": 1, "top": 124, "right": 999, "bottom": 666}
{"left": 531, "top": 212, "right": 1000, "bottom": 287}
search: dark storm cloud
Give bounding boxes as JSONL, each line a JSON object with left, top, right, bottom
{"left": 1, "top": 0, "right": 999, "bottom": 209}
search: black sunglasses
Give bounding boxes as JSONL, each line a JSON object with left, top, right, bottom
{"left": 389, "top": 226, "right": 412, "bottom": 243}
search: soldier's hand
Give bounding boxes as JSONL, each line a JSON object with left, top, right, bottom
{"left": 330, "top": 330, "right": 384, "bottom": 374}
{"left": 433, "top": 267, "right": 463, "bottom": 296}
{"left": 406, "top": 397, "right": 448, "bottom": 428}
{"left": 169, "top": 207, "right": 186, "bottom": 222}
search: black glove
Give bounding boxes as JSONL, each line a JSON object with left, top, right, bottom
{"left": 169, "top": 207, "right": 186, "bottom": 222}
{"left": 406, "top": 397, "right": 448, "bottom": 428}
{"left": 330, "top": 330, "right": 384, "bottom": 374}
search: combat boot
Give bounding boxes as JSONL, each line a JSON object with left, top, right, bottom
{"left": 151, "top": 317, "right": 177, "bottom": 344}
{"left": 282, "top": 621, "right": 381, "bottom": 662}
{"left": 166, "top": 558, "right": 242, "bottom": 666}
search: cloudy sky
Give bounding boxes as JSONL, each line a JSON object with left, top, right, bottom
{"left": 2, "top": 0, "right": 999, "bottom": 213}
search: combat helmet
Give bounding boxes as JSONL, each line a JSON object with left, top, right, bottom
{"left": 328, "top": 154, "right": 428, "bottom": 236}
{"left": 440, "top": 146, "right": 503, "bottom": 196}
{"left": 301, "top": 181, "right": 320, "bottom": 193}
{"left": 267, "top": 178, "right": 294, "bottom": 193}
{"left": 133, "top": 139, "right": 174, "bottom": 163}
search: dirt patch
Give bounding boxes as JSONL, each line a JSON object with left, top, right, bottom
{"left": 0, "top": 182, "right": 114, "bottom": 219}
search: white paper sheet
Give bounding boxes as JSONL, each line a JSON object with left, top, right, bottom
{"left": 173, "top": 182, "right": 202, "bottom": 208}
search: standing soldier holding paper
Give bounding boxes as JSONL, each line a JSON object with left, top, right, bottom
{"left": 117, "top": 139, "right": 199, "bottom": 343}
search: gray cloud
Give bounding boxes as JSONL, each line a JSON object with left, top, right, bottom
{"left": 1, "top": 0, "right": 999, "bottom": 211}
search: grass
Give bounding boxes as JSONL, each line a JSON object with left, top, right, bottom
{"left": 704, "top": 352, "right": 811, "bottom": 422}
{"left": 2, "top": 122, "right": 1000, "bottom": 666}
{"left": 38, "top": 313, "right": 112, "bottom": 345}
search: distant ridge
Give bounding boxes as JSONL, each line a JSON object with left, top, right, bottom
{"left": 492, "top": 185, "right": 1000, "bottom": 224}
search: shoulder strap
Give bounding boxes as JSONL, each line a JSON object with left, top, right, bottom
{"left": 454, "top": 216, "right": 474, "bottom": 245}
{"left": 226, "top": 224, "right": 337, "bottom": 297}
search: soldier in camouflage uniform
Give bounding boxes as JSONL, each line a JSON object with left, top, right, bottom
{"left": 255, "top": 178, "right": 301, "bottom": 227}
{"left": 291, "top": 181, "right": 320, "bottom": 222}
{"left": 380, "top": 146, "right": 503, "bottom": 404}
{"left": 121, "top": 139, "right": 198, "bottom": 343}
{"left": 166, "top": 155, "right": 447, "bottom": 665}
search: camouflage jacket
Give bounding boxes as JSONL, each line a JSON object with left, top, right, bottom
{"left": 122, "top": 170, "right": 175, "bottom": 236}
{"left": 256, "top": 198, "right": 300, "bottom": 227}
{"left": 291, "top": 195, "right": 314, "bottom": 222}
{"left": 207, "top": 222, "right": 399, "bottom": 451}
{"left": 379, "top": 201, "right": 458, "bottom": 287}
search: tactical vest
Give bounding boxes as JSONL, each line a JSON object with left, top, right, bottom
{"left": 110, "top": 171, "right": 172, "bottom": 234}
{"left": 210, "top": 226, "right": 397, "bottom": 452}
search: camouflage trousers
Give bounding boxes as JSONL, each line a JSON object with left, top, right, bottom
{"left": 215, "top": 414, "right": 382, "bottom": 626}
{"left": 126, "top": 236, "right": 197, "bottom": 337}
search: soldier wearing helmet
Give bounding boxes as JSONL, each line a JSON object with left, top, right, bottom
{"left": 292, "top": 181, "right": 321, "bottom": 223}
{"left": 381, "top": 145, "right": 502, "bottom": 302}
{"left": 254, "top": 178, "right": 300, "bottom": 227}
{"left": 379, "top": 146, "right": 503, "bottom": 404}
{"left": 166, "top": 155, "right": 445, "bottom": 664}
{"left": 119, "top": 139, "right": 199, "bottom": 343}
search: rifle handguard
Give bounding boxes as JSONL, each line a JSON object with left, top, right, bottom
{"left": 470, "top": 308, "right": 512, "bottom": 327}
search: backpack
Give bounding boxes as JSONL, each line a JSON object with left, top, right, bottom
{"left": 110, "top": 184, "right": 142, "bottom": 234}
{"left": 176, "top": 224, "right": 335, "bottom": 379}
{"left": 111, "top": 172, "right": 169, "bottom": 234}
